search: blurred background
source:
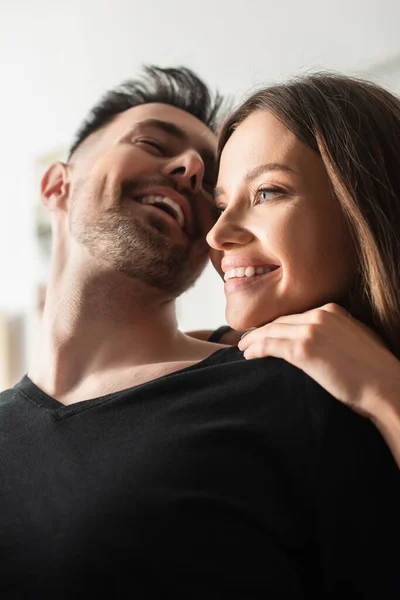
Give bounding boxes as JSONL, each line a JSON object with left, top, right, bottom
{"left": 1, "top": 0, "right": 399, "bottom": 389}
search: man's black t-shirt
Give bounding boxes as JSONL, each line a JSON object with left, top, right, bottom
{"left": 0, "top": 346, "right": 398, "bottom": 598}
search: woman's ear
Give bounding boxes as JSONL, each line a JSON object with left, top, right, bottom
{"left": 41, "top": 162, "right": 70, "bottom": 211}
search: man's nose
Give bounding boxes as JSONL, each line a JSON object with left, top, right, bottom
{"left": 163, "top": 150, "right": 205, "bottom": 194}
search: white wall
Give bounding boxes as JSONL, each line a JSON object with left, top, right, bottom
{"left": 1, "top": 0, "right": 400, "bottom": 355}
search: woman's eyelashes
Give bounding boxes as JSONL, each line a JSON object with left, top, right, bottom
{"left": 215, "top": 185, "right": 288, "bottom": 217}
{"left": 253, "top": 186, "right": 287, "bottom": 204}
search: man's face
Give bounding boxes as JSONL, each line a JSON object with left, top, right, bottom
{"left": 67, "top": 103, "right": 218, "bottom": 296}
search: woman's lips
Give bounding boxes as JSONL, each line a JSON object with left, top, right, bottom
{"left": 223, "top": 265, "right": 281, "bottom": 293}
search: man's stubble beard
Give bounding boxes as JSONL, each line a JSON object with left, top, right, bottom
{"left": 70, "top": 192, "right": 209, "bottom": 297}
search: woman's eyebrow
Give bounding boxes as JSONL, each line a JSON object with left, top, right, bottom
{"left": 243, "top": 163, "right": 298, "bottom": 181}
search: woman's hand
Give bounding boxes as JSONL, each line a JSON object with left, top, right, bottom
{"left": 238, "top": 303, "right": 400, "bottom": 422}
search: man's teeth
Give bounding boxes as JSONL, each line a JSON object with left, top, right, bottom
{"left": 139, "top": 195, "right": 185, "bottom": 228}
{"left": 224, "top": 266, "right": 275, "bottom": 281}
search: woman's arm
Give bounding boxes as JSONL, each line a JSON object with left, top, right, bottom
{"left": 186, "top": 329, "right": 216, "bottom": 342}
{"left": 238, "top": 302, "right": 400, "bottom": 468}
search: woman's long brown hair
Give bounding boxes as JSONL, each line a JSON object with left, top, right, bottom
{"left": 218, "top": 73, "right": 400, "bottom": 356}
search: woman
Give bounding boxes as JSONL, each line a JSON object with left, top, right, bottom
{"left": 191, "top": 73, "right": 400, "bottom": 469}
{"left": 199, "top": 72, "right": 400, "bottom": 597}
{"left": 198, "top": 75, "right": 400, "bottom": 466}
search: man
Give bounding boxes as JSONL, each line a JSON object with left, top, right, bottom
{"left": 0, "top": 66, "right": 399, "bottom": 598}
{"left": 30, "top": 66, "right": 226, "bottom": 405}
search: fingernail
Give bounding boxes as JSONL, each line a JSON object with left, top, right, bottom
{"left": 240, "top": 327, "right": 256, "bottom": 340}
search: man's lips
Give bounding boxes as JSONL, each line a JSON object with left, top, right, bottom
{"left": 129, "top": 186, "right": 192, "bottom": 232}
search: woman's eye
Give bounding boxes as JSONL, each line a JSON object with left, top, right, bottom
{"left": 257, "top": 187, "right": 284, "bottom": 204}
{"left": 215, "top": 206, "right": 225, "bottom": 218}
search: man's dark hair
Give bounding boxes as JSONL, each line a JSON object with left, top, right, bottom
{"left": 68, "top": 65, "right": 227, "bottom": 159}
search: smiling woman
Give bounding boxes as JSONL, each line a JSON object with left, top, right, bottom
{"left": 204, "top": 74, "right": 400, "bottom": 481}
{"left": 208, "top": 109, "right": 355, "bottom": 332}
{"left": 208, "top": 73, "right": 400, "bottom": 356}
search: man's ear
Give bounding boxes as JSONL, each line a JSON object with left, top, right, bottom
{"left": 41, "top": 162, "right": 70, "bottom": 211}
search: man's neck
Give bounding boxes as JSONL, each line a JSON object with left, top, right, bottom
{"left": 28, "top": 263, "right": 217, "bottom": 403}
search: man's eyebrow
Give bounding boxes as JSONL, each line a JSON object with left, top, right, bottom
{"left": 214, "top": 162, "right": 297, "bottom": 199}
{"left": 135, "top": 118, "right": 189, "bottom": 141}
{"left": 133, "top": 118, "right": 217, "bottom": 166}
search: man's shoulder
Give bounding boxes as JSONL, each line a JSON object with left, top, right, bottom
{"left": 0, "top": 386, "right": 16, "bottom": 406}
{"left": 206, "top": 345, "right": 349, "bottom": 425}
{"left": 215, "top": 350, "right": 394, "bottom": 472}
{"left": 208, "top": 345, "right": 326, "bottom": 387}
{"left": 205, "top": 345, "right": 329, "bottom": 398}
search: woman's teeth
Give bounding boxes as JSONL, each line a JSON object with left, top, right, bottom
{"left": 223, "top": 266, "right": 276, "bottom": 281}
{"left": 139, "top": 195, "right": 185, "bottom": 228}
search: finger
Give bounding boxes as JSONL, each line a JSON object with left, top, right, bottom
{"left": 238, "top": 314, "right": 313, "bottom": 351}
{"left": 238, "top": 322, "right": 313, "bottom": 351}
{"left": 262, "top": 307, "right": 331, "bottom": 327}
{"left": 239, "top": 327, "right": 257, "bottom": 341}
{"left": 274, "top": 302, "right": 351, "bottom": 325}
{"left": 319, "top": 304, "right": 384, "bottom": 346}
{"left": 319, "top": 302, "right": 350, "bottom": 317}
{"left": 238, "top": 304, "right": 352, "bottom": 352}
{"left": 242, "top": 337, "right": 292, "bottom": 361}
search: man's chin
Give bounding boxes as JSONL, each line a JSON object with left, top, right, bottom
{"left": 73, "top": 211, "right": 208, "bottom": 297}
{"left": 126, "top": 259, "right": 208, "bottom": 298}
